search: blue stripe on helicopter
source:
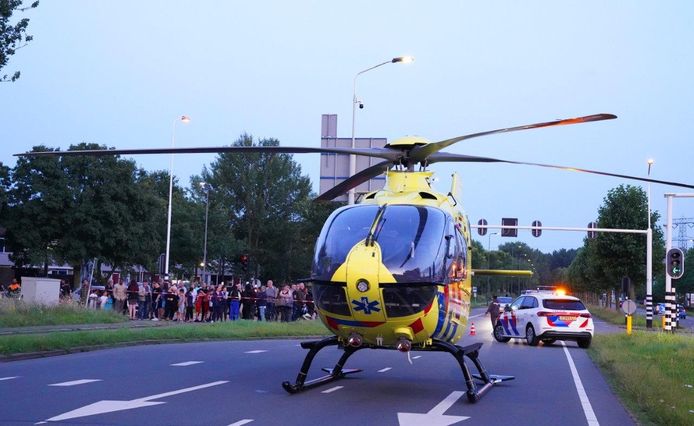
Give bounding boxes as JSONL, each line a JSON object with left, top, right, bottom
{"left": 450, "top": 322, "right": 458, "bottom": 340}
{"left": 442, "top": 321, "right": 452, "bottom": 340}
{"left": 327, "top": 317, "right": 385, "bottom": 328}
{"left": 432, "top": 292, "right": 446, "bottom": 338}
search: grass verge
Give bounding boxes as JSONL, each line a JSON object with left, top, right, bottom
{"left": 0, "top": 320, "right": 329, "bottom": 357}
{"left": 0, "top": 299, "right": 127, "bottom": 327}
{"left": 589, "top": 304, "right": 651, "bottom": 328}
{"left": 589, "top": 332, "right": 694, "bottom": 426}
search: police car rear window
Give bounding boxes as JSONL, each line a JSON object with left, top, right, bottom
{"left": 542, "top": 299, "right": 586, "bottom": 310}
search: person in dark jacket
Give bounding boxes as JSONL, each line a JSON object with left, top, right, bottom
{"left": 241, "top": 283, "right": 256, "bottom": 320}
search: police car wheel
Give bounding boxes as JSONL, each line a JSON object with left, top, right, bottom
{"left": 525, "top": 325, "right": 539, "bottom": 346}
{"left": 493, "top": 324, "right": 510, "bottom": 343}
{"left": 577, "top": 336, "right": 592, "bottom": 349}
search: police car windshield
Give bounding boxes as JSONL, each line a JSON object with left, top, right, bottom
{"left": 543, "top": 299, "right": 586, "bottom": 310}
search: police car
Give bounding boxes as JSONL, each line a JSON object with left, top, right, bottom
{"left": 493, "top": 289, "right": 594, "bottom": 348}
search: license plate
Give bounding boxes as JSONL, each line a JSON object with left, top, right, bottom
{"left": 559, "top": 316, "right": 577, "bottom": 322}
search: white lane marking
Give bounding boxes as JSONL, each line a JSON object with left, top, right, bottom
{"left": 412, "top": 356, "right": 422, "bottom": 360}
{"left": 48, "top": 379, "right": 102, "bottom": 387}
{"left": 397, "top": 391, "right": 469, "bottom": 425}
{"left": 133, "top": 380, "right": 228, "bottom": 402}
{"left": 228, "top": 420, "right": 254, "bottom": 426}
{"left": 0, "top": 376, "right": 19, "bottom": 381}
{"left": 378, "top": 367, "right": 392, "bottom": 373}
{"left": 170, "top": 361, "right": 203, "bottom": 367}
{"left": 45, "top": 381, "right": 228, "bottom": 422}
{"left": 321, "top": 386, "right": 343, "bottom": 394}
{"left": 561, "top": 342, "right": 599, "bottom": 425}
{"left": 244, "top": 350, "right": 268, "bottom": 354}
{"left": 469, "top": 313, "right": 484, "bottom": 319}
{"left": 34, "top": 422, "right": 47, "bottom": 425}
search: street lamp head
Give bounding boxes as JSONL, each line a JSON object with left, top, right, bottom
{"left": 180, "top": 115, "right": 191, "bottom": 124}
{"left": 647, "top": 158, "right": 654, "bottom": 176}
{"left": 392, "top": 56, "right": 415, "bottom": 64}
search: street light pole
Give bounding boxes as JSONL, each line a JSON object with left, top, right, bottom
{"left": 164, "top": 115, "right": 190, "bottom": 281}
{"left": 646, "top": 159, "right": 654, "bottom": 328}
{"left": 200, "top": 182, "right": 212, "bottom": 285}
{"left": 348, "top": 56, "right": 414, "bottom": 205}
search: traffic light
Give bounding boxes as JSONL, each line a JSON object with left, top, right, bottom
{"left": 239, "top": 254, "right": 249, "bottom": 272}
{"left": 501, "top": 218, "right": 518, "bottom": 237}
{"left": 666, "top": 248, "right": 684, "bottom": 279}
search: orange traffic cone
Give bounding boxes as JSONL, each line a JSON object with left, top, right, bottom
{"left": 469, "top": 322, "right": 476, "bottom": 336}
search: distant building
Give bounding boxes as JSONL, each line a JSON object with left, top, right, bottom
{"left": 320, "top": 114, "right": 387, "bottom": 202}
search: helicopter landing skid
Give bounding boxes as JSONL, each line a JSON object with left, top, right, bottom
{"left": 282, "top": 336, "right": 364, "bottom": 394}
{"left": 282, "top": 337, "right": 513, "bottom": 402}
{"left": 430, "top": 339, "right": 514, "bottom": 403}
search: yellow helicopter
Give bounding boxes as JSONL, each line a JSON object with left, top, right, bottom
{"left": 18, "top": 113, "right": 694, "bottom": 403}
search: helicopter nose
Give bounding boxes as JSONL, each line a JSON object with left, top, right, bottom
{"left": 396, "top": 337, "right": 412, "bottom": 353}
{"left": 347, "top": 332, "right": 363, "bottom": 348}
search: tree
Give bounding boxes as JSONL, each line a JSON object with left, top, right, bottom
{"left": 204, "top": 134, "right": 313, "bottom": 281}
{"left": 0, "top": 161, "right": 10, "bottom": 227}
{"left": 0, "top": 0, "right": 39, "bottom": 82}
{"left": 568, "top": 185, "right": 665, "bottom": 305}
{"left": 6, "top": 144, "right": 163, "bottom": 284}
{"left": 6, "top": 146, "right": 66, "bottom": 272}
{"left": 676, "top": 248, "right": 694, "bottom": 299}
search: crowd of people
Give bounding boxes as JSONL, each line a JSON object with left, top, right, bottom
{"left": 81, "top": 278, "right": 316, "bottom": 323}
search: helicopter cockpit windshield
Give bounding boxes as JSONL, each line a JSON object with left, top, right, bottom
{"left": 312, "top": 204, "right": 453, "bottom": 283}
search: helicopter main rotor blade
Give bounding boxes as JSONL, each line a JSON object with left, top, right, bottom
{"left": 315, "top": 160, "right": 392, "bottom": 202}
{"left": 15, "top": 146, "right": 403, "bottom": 161}
{"left": 429, "top": 152, "right": 694, "bottom": 189}
{"left": 409, "top": 113, "right": 617, "bottom": 163}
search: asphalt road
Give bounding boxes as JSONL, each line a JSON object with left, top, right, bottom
{"left": 0, "top": 312, "right": 634, "bottom": 425}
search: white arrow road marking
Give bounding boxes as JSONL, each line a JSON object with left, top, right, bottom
{"left": 45, "top": 380, "right": 228, "bottom": 422}
{"left": 0, "top": 376, "right": 19, "bottom": 381}
{"left": 228, "top": 420, "right": 254, "bottom": 426}
{"left": 48, "top": 379, "right": 102, "bottom": 387}
{"left": 397, "top": 391, "right": 470, "bottom": 426}
{"left": 244, "top": 350, "right": 268, "bottom": 354}
{"left": 170, "top": 361, "right": 203, "bottom": 367}
{"left": 321, "top": 386, "right": 343, "bottom": 394}
{"left": 378, "top": 367, "right": 392, "bottom": 373}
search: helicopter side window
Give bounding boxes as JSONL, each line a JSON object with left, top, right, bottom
{"left": 452, "top": 228, "right": 467, "bottom": 280}
{"left": 312, "top": 205, "right": 379, "bottom": 281}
